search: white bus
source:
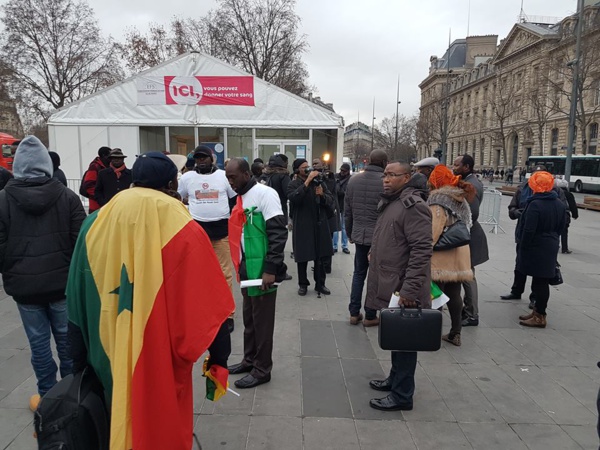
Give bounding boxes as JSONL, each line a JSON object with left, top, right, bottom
{"left": 526, "top": 155, "right": 600, "bottom": 193}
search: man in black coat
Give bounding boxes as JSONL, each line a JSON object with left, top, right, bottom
{"left": 95, "top": 148, "right": 133, "bottom": 207}
{"left": 333, "top": 163, "right": 351, "bottom": 254}
{"left": 260, "top": 154, "right": 290, "bottom": 220}
{"left": 0, "top": 136, "right": 86, "bottom": 411}
{"left": 287, "top": 158, "right": 335, "bottom": 296}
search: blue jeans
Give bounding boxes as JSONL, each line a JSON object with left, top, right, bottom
{"left": 349, "top": 243, "right": 376, "bottom": 319}
{"left": 333, "top": 214, "right": 348, "bottom": 250}
{"left": 17, "top": 300, "right": 72, "bottom": 396}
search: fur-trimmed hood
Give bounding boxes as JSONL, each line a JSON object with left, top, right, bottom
{"left": 428, "top": 186, "right": 472, "bottom": 229}
{"left": 263, "top": 166, "right": 289, "bottom": 175}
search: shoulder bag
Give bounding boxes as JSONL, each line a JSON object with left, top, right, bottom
{"left": 433, "top": 206, "right": 470, "bottom": 251}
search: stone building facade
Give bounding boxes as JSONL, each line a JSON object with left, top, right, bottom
{"left": 417, "top": 2, "right": 600, "bottom": 170}
{"left": 343, "top": 121, "right": 376, "bottom": 166}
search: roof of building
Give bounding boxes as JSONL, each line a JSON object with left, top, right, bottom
{"left": 520, "top": 22, "right": 559, "bottom": 36}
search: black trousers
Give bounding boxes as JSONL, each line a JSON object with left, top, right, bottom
{"left": 241, "top": 288, "right": 277, "bottom": 379}
{"left": 531, "top": 277, "right": 550, "bottom": 315}
{"left": 297, "top": 259, "right": 326, "bottom": 289}
{"left": 511, "top": 244, "right": 536, "bottom": 300}
{"left": 389, "top": 351, "right": 417, "bottom": 404}
{"left": 561, "top": 222, "right": 570, "bottom": 252}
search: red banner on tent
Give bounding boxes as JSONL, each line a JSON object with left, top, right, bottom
{"left": 162, "top": 76, "right": 254, "bottom": 106}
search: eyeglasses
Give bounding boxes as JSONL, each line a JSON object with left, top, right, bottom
{"left": 381, "top": 172, "right": 410, "bottom": 179}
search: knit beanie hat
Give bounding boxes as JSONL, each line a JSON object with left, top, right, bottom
{"left": 529, "top": 171, "right": 554, "bottom": 193}
{"left": 12, "top": 136, "right": 53, "bottom": 180}
{"left": 292, "top": 158, "right": 307, "bottom": 173}
{"left": 132, "top": 152, "right": 178, "bottom": 189}
{"left": 429, "top": 165, "right": 460, "bottom": 189}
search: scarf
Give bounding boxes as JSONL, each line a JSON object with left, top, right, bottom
{"left": 111, "top": 163, "right": 126, "bottom": 179}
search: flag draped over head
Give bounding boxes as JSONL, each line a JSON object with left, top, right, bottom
{"left": 66, "top": 187, "right": 234, "bottom": 450}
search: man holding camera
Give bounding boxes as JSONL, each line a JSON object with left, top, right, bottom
{"left": 287, "top": 159, "right": 335, "bottom": 296}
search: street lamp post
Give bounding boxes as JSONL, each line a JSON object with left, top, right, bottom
{"left": 565, "top": 0, "right": 584, "bottom": 184}
{"left": 441, "top": 69, "right": 453, "bottom": 165}
{"left": 394, "top": 76, "right": 401, "bottom": 157}
{"left": 371, "top": 98, "right": 376, "bottom": 152}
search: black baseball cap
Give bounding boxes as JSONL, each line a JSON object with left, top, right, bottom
{"left": 193, "top": 145, "right": 213, "bottom": 159}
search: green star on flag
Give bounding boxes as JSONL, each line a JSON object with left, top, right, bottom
{"left": 110, "top": 264, "right": 134, "bottom": 314}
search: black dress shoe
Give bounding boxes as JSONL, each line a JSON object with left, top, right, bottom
{"left": 226, "top": 318, "right": 234, "bottom": 333}
{"left": 284, "top": 273, "right": 293, "bottom": 281}
{"left": 315, "top": 286, "right": 331, "bottom": 295}
{"left": 500, "top": 292, "right": 521, "bottom": 300}
{"left": 298, "top": 286, "right": 307, "bottom": 296}
{"left": 369, "top": 378, "right": 392, "bottom": 391}
{"left": 462, "top": 317, "right": 479, "bottom": 327}
{"left": 369, "top": 395, "right": 412, "bottom": 411}
{"left": 342, "top": 248, "right": 350, "bottom": 254}
{"left": 234, "top": 373, "right": 271, "bottom": 389}
{"left": 228, "top": 363, "right": 253, "bottom": 375}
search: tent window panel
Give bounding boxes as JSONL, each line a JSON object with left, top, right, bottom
{"left": 139, "top": 127, "right": 166, "bottom": 153}
{"left": 255, "top": 128, "right": 309, "bottom": 140}
{"left": 227, "top": 128, "right": 253, "bottom": 161}
{"left": 199, "top": 127, "right": 224, "bottom": 144}
{"left": 312, "top": 129, "right": 338, "bottom": 167}
{"left": 169, "top": 127, "right": 195, "bottom": 156}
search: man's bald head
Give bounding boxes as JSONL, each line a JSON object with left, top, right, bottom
{"left": 369, "top": 149, "right": 389, "bottom": 168}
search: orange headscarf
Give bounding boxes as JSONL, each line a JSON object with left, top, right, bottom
{"left": 429, "top": 165, "right": 460, "bottom": 189}
{"left": 529, "top": 171, "right": 555, "bottom": 193}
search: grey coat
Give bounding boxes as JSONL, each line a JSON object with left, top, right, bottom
{"left": 365, "top": 180, "right": 433, "bottom": 311}
{"left": 464, "top": 172, "right": 489, "bottom": 267}
{"left": 344, "top": 165, "right": 384, "bottom": 246}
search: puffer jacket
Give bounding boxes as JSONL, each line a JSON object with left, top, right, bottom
{"left": 344, "top": 165, "right": 384, "bottom": 245}
{"left": 0, "top": 177, "right": 86, "bottom": 304}
{"left": 428, "top": 186, "right": 473, "bottom": 283}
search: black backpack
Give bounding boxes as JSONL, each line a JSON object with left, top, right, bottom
{"left": 34, "top": 367, "right": 109, "bottom": 450}
{"left": 79, "top": 170, "right": 90, "bottom": 197}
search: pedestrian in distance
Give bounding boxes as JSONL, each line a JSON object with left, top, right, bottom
{"left": 49, "top": 151, "right": 67, "bottom": 186}
{"left": 314, "top": 157, "right": 339, "bottom": 275}
{"left": 251, "top": 160, "right": 264, "bottom": 182}
{"left": 427, "top": 165, "right": 475, "bottom": 347}
{"left": 95, "top": 148, "right": 133, "bottom": 207}
{"left": 81, "top": 146, "right": 111, "bottom": 213}
{"left": 226, "top": 158, "right": 288, "bottom": 389}
{"left": 555, "top": 178, "right": 578, "bottom": 254}
{"left": 333, "top": 162, "right": 351, "bottom": 254}
{"left": 516, "top": 170, "right": 565, "bottom": 328}
{"left": 0, "top": 136, "right": 86, "bottom": 412}
{"left": 412, "top": 156, "right": 440, "bottom": 180}
{"left": 365, "top": 162, "right": 432, "bottom": 411}
{"left": 344, "top": 149, "right": 388, "bottom": 326}
{"left": 67, "top": 152, "right": 234, "bottom": 450}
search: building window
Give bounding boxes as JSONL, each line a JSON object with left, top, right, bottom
{"left": 551, "top": 128, "right": 559, "bottom": 155}
{"left": 589, "top": 123, "right": 598, "bottom": 155}
{"left": 227, "top": 128, "right": 253, "bottom": 161}
{"left": 139, "top": 126, "right": 166, "bottom": 153}
{"left": 594, "top": 81, "right": 600, "bottom": 106}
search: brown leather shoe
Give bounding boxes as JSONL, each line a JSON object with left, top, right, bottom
{"left": 350, "top": 313, "right": 363, "bottom": 325}
{"left": 363, "top": 317, "right": 380, "bottom": 327}
{"left": 442, "top": 333, "right": 461, "bottom": 346}
{"left": 519, "top": 310, "right": 534, "bottom": 321}
{"left": 520, "top": 311, "right": 546, "bottom": 328}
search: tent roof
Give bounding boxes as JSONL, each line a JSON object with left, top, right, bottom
{"left": 49, "top": 52, "right": 343, "bottom": 129}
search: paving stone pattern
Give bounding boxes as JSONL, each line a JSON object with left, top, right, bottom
{"left": 1, "top": 195, "right": 599, "bottom": 449}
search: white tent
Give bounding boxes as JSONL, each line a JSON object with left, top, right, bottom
{"left": 48, "top": 52, "right": 344, "bottom": 179}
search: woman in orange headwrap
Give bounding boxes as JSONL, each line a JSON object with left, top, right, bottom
{"left": 427, "top": 165, "right": 476, "bottom": 346}
{"left": 515, "top": 171, "right": 565, "bottom": 327}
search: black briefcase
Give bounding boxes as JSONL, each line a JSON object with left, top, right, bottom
{"left": 378, "top": 305, "right": 442, "bottom": 352}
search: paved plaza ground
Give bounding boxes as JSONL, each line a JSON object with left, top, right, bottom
{"left": 1, "top": 193, "right": 599, "bottom": 449}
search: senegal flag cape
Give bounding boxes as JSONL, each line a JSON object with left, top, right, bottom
{"left": 66, "top": 188, "right": 234, "bottom": 450}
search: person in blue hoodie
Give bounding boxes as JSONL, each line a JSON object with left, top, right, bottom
{"left": 0, "top": 136, "right": 86, "bottom": 411}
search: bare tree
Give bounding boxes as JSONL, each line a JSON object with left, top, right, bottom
{"left": 547, "top": 29, "right": 600, "bottom": 153}
{"left": 416, "top": 89, "right": 459, "bottom": 157}
{"left": 206, "top": 0, "right": 310, "bottom": 95}
{"left": 375, "top": 114, "right": 418, "bottom": 162}
{"left": 0, "top": 0, "right": 122, "bottom": 122}
{"left": 488, "top": 68, "right": 519, "bottom": 165}
{"left": 525, "top": 61, "right": 555, "bottom": 155}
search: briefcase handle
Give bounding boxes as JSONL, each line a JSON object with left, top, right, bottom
{"left": 392, "top": 300, "right": 422, "bottom": 318}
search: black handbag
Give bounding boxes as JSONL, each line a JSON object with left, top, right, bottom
{"left": 378, "top": 304, "right": 443, "bottom": 352}
{"left": 549, "top": 262, "right": 563, "bottom": 286}
{"left": 433, "top": 207, "right": 470, "bottom": 251}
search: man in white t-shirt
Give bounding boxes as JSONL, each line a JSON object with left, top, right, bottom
{"left": 225, "top": 158, "right": 288, "bottom": 389}
{"left": 178, "top": 146, "right": 237, "bottom": 328}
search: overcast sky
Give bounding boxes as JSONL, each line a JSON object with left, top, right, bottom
{"left": 90, "top": 0, "right": 576, "bottom": 126}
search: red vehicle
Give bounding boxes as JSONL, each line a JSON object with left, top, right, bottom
{"left": 0, "top": 132, "right": 17, "bottom": 170}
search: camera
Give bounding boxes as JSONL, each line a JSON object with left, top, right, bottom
{"left": 303, "top": 167, "right": 324, "bottom": 185}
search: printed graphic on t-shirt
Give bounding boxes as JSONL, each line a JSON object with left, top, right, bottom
{"left": 195, "top": 183, "right": 219, "bottom": 202}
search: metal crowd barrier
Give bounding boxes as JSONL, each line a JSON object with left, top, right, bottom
{"left": 480, "top": 188, "right": 505, "bottom": 234}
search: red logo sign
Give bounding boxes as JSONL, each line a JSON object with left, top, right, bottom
{"left": 164, "top": 76, "right": 254, "bottom": 106}
{"left": 202, "top": 183, "right": 209, "bottom": 189}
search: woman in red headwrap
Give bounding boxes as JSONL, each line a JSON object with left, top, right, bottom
{"left": 515, "top": 171, "right": 565, "bottom": 327}
{"left": 427, "top": 165, "right": 476, "bottom": 346}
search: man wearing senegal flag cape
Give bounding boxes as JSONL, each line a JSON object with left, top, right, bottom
{"left": 225, "top": 158, "right": 288, "bottom": 389}
{"left": 66, "top": 152, "right": 235, "bottom": 450}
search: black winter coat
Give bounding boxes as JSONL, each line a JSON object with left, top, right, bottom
{"left": 260, "top": 167, "right": 290, "bottom": 220}
{"left": 344, "top": 165, "right": 384, "bottom": 246}
{"left": 516, "top": 192, "right": 565, "bottom": 278}
{"left": 287, "top": 177, "right": 335, "bottom": 262}
{"left": 323, "top": 173, "right": 340, "bottom": 233}
{"left": 464, "top": 172, "right": 489, "bottom": 267}
{"left": 95, "top": 167, "right": 133, "bottom": 206}
{"left": 0, "top": 177, "right": 86, "bottom": 304}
